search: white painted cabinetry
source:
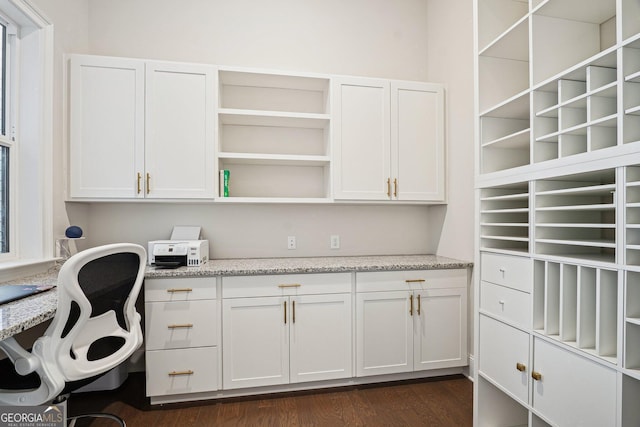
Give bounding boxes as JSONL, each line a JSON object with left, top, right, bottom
{"left": 475, "top": 1, "right": 640, "bottom": 425}
{"left": 144, "top": 62, "right": 216, "bottom": 199}
{"left": 69, "top": 55, "right": 446, "bottom": 203}
{"left": 355, "top": 269, "right": 467, "bottom": 377}
{"left": 69, "top": 55, "right": 216, "bottom": 199}
{"left": 221, "top": 273, "right": 352, "bottom": 390}
{"left": 144, "top": 277, "right": 219, "bottom": 404}
{"left": 69, "top": 55, "right": 144, "bottom": 198}
{"left": 332, "top": 78, "right": 446, "bottom": 202}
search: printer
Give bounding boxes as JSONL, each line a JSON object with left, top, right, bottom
{"left": 148, "top": 240, "right": 209, "bottom": 268}
{"left": 148, "top": 226, "right": 209, "bottom": 268}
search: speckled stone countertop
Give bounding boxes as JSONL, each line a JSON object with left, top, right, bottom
{"left": 1, "top": 255, "right": 472, "bottom": 341}
{"left": 146, "top": 254, "right": 473, "bottom": 278}
{"left": 0, "top": 266, "right": 59, "bottom": 341}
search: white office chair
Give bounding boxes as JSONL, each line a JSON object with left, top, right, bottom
{"left": 0, "top": 243, "right": 146, "bottom": 426}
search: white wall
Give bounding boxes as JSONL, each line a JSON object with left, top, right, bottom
{"left": 36, "top": 0, "right": 474, "bottom": 263}
{"left": 30, "top": 0, "right": 89, "bottom": 250}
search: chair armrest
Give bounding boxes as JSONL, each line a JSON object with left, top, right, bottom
{"left": 0, "top": 337, "right": 41, "bottom": 375}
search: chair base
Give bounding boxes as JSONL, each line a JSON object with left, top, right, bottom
{"left": 68, "top": 413, "right": 125, "bottom": 427}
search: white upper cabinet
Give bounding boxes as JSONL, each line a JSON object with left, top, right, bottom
{"left": 69, "top": 54, "right": 445, "bottom": 203}
{"left": 69, "top": 55, "right": 145, "bottom": 198}
{"left": 145, "top": 62, "right": 216, "bottom": 199}
{"left": 69, "top": 55, "right": 216, "bottom": 199}
{"left": 333, "top": 77, "right": 446, "bottom": 202}
{"left": 332, "top": 77, "right": 391, "bottom": 201}
{"left": 392, "top": 81, "right": 446, "bottom": 202}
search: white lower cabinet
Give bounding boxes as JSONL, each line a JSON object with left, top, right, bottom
{"left": 356, "top": 269, "right": 468, "bottom": 377}
{"left": 221, "top": 273, "right": 352, "bottom": 390}
{"left": 532, "top": 338, "right": 617, "bottom": 427}
{"left": 478, "top": 315, "right": 529, "bottom": 404}
{"left": 144, "top": 277, "right": 219, "bottom": 400}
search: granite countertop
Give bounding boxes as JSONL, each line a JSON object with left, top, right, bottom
{"left": 0, "top": 266, "right": 59, "bottom": 341}
{"left": 1, "top": 254, "right": 472, "bottom": 341}
{"left": 146, "top": 254, "right": 473, "bottom": 278}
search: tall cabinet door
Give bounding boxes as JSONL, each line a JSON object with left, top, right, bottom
{"left": 69, "top": 55, "right": 145, "bottom": 198}
{"left": 332, "top": 77, "right": 391, "bottom": 200}
{"left": 356, "top": 290, "right": 413, "bottom": 376}
{"left": 222, "top": 296, "right": 289, "bottom": 389}
{"left": 392, "top": 81, "right": 445, "bottom": 202}
{"left": 145, "top": 62, "right": 216, "bottom": 199}
{"left": 289, "top": 294, "right": 352, "bottom": 383}
{"left": 414, "top": 287, "right": 467, "bottom": 370}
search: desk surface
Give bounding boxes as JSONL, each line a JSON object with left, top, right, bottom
{"left": 1, "top": 254, "right": 473, "bottom": 341}
{"left": 0, "top": 267, "right": 58, "bottom": 341}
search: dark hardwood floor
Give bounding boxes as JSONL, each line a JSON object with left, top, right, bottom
{"left": 68, "top": 373, "right": 473, "bottom": 427}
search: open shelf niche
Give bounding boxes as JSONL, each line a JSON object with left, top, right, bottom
{"left": 534, "top": 259, "right": 618, "bottom": 363}
{"left": 532, "top": 50, "right": 618, "bottom": 163}
{"left": 480, "top": 181, "right": 530, "bottom": 253}
{"left": 625, "top": 271, "right": 640, "bottom": 376}
{"left": 531, "top": 0, "right": 617, "bottom": 85}
{"left": 623, "top": 39, "right": 640, "bottom": 145}
{"left": 534, "top": 168, "right": 617, "bottom": 263}
{"left": 217, "top": 69, "right": 331, "bottom": 201}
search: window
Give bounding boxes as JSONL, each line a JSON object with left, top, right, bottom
{"left": 0, "top": 0, "right": 53, "bottom": 274}
{"left": 0, "top": 17, "right": 12, "bottom": 255}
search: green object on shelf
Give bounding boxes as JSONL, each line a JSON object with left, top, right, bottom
{"left": 220, "top": 169, "right": 230, "bottom": 197}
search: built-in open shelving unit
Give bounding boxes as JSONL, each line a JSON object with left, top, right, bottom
{"left": 216, "top": 69, "right": 331, "bottom": 201}
{"left": 475, "top": 1, "right": 640, "bottom": 425}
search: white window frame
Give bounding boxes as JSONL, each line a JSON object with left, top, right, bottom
{"left": 0, "top": 14, "right": 18, "bottom": 260}
{"left": 0, "top": 0, "right": 53, "bottom": 281}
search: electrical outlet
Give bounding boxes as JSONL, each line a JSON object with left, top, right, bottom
{"left": 330, "top": 235, "right": 340, "bottom": 249}
{"left": 287, "top": 236, "right": 296, "bottom": 250}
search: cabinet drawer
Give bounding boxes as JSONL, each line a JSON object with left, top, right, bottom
{"left": 146, "top": 347, "right": 218, "bottom": 397}
{"left": 481, "top": 252, "right": 531, "bottom": 293}
{"left": 145, "top": 300, "right": 218, "bottom": 350}
{"left": 145, "top": 277, "right": 216, "bottom": 302}
{"left": 356, "top": 269, "right": 466, "bottom": 293}
{"left": 480, "top": 281, "right": 531, "bottom": 329}
{"left": 478, "top": 315, "right": 529, "bottom": 404}
{"left": 222, "top": 273, "right": 351, "bottom": 298}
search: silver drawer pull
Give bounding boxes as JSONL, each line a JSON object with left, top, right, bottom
{"left": 167, "top": 288, "right": 193, "bottom": 293}
{"left": 168, "top": 370, "right": 194, "bottom": 376}
{"left": 167, "top": 324, "right": 194, "bottom": 329}
{"left": 405, "top": 279, "right": 425, "bottom": 283}
{"left": 278, "top": 283, "right": 301, "bottom": 288}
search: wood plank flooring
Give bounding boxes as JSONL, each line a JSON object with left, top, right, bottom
{"left": 68, "top": 373, "right": 473, "bottom": 426}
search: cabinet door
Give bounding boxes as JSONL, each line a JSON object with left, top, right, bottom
{"left": 332, "top": 77, "right": 391, "bottom": 200}
{"left": 532, "top": 338, "right": 617, "bottom": 427}
{"left": 69, "top": 55, "right": 144, "bottom": 198}
{"left": 222, "top": 296, "right": 289, "bottom": 389}
{"left": 145, "top": 62, "right": 216, "bottom": 198}
{"left": 392, "top": 81, "right": 445, "bottom": 202}
{"left": 478, "top": 315, "right": 529, "bottom": 404}
{"left": 356, "top": 290, "right": 413, "bottom": 376}
{"left": 414, "top": 287, "right": 467, "bottom": 370}
{"left": 289, "top": 294, "right": 352, "bottom": 383}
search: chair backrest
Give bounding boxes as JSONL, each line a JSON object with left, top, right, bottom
{"left": 42, "top": 243, "right": 146, "bottom": 382}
